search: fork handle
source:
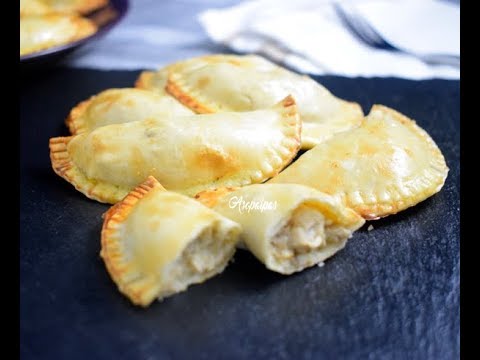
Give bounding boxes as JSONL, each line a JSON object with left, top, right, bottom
{"left": 417, "top": 53, "right": 460, "bottom": 68}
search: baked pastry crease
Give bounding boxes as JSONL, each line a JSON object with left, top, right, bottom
{"left": 20, "top": 13, "right": 97, "bottom": 56}
{"left": 269, "top": 105, "right": 449, "bottom": 219}
{"left": 66, "top": 88, "right": 193, "bottom": 135}
{"left": 135, "top": 54, "right": 363, "bottom": 149}
{"left": 195, "top": 184, "right": 365, "bottom": 275}
{"left": 101, "top": 176, "right": 241, "bottom": 306}
{"left": 50, "top": 96, "right": 301, "bottom": 203}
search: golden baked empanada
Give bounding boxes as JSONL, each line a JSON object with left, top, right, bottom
{"left": 66, "top": 88, "right": 193, "bottom": 135}
{"left": 195, "top": 184, "right": 365, "bottom": 275}
{"left": 101, "top": 176, "right": 241, "bottom": 307}
{"left": 136, "top": 54, "right": 363, "bottom": 149}
{"left": 269, "top": 105, "right": 449, "bottom": 219}
{"left": 20, "top": 13, "right": 97, "bottom": 56}
{"left": 50, "top": 96, "right": 301, "bottom": 203}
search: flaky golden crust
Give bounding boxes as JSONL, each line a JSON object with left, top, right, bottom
{"left": 134, "top": 71, "right": 155, "bottom": 90}
{"left": 65, "top": 97, "right": 91, "bottom": 135}
{"left": 49, "top": 136, "right": 131, "bottom": 203}
{"left": 268, "top": 95, "right": 302, "bottom": 177}
{"left": 166, "top": 74, "right": 216, "bottom": 114}
{"left": 64, "top": 88, "right": 193, "bottom": 136}
{"left": 355, "top": 105, "right": 448, "bottom": 219}
{"left": 270, "top": 104, "right": 449, "bottom": 219}
{"left": 100, "top": 176, "right": 164, "bottom": 307}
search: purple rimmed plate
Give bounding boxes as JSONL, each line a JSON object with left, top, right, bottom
{"left": 20, "top": 0, "right": 129, "bottom": 68}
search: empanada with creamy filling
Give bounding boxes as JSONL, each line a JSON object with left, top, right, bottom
{"left": 136, "top": 54, "right": 363, "bottom": 149}
{"left": 195, "top": 184, "right": 365, "bottom": 275}
{"left": 101, "top": 176, "right": 241, "bottom": 307}
{"left": 66, "top": 88, "right": 193, "bottom": 135}
{"left": 20, "top": 13, "right": 97, "bottom": 56}
{"left": 50, "top": 96, "right": 301, "bottom": 203}
{"left": 269, "top": 105, "right": 449, "bottom": 219}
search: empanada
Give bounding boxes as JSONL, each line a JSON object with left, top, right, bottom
{"left": 66, "top": 88, "right": 193, "bottom": 135}
{"left": 269, "top": 105, "right": 449, "bottom": 219}
{"left": 136, "top": 54, "right": 363, "bottom": 149}
{"left": 195, "top": 184, "right": 365, "bottom": 275}
{"left": 50, "top": 96, "right": 301, "bottom": 203}
{"left": 101, "top": 176, "right": 241, "bottom": 307}
{"left": 20, "top": 13, "right": 97, "bottom": 56}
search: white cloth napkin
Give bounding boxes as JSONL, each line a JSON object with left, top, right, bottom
{"left": 199, "top": 0, "right": 460, "bottom": 79}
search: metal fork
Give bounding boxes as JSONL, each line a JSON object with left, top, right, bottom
{"left": 334, "top": 3, "right": 460, "bottom": 68}
{"left": 226, "top": 30, "right": 332, "bottom": 73}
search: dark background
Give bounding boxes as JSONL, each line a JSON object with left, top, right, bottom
{"left": 20, "top": 69, "right": 459, "bottom": 359}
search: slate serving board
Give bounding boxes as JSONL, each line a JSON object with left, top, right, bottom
{"left": 20, "top": 69, "right": 459, "bottom": 360}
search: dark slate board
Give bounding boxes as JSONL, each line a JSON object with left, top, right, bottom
{"left": 20, "top": 69, "right": 460, "bottom": 360}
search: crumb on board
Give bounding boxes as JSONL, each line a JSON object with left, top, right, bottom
{"left": 317, "top": 262, "right": 325, "bottom": 267}
{"left": 367, "top": 224, "right": 374, "bottom": 231}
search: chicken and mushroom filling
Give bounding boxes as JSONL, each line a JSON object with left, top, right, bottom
{"left": 159, "top": 225, "right": 237, "bottom": 299}
{"left": 270, "top": 204, "right": 352, "bottom": 273}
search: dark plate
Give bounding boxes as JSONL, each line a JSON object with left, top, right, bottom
{"left": 20, "top": 0, "right": 129, "bottom": 69}
{"left": 20, "top": 70, "right": 459, "bottom": 359}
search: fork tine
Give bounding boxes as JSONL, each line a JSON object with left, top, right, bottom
{"left": 347, "top": 8, "right": 384, "bottom": 47}
{"left": 333, "top": 1, "right": 457, "bottom": 67}
{"left": 333, "top": 3, "right": 375, "bottom": 46}
{"left": 334, "top": 2, "right": 396, "bottom": 50}
{"left": 353, "top": 16, "right": 382, "bottom": 44}
{"left": 356, "top": 18, "right": 395, "bottom": 49}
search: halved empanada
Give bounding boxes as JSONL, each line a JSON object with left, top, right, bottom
{"left": 269, "top": 105, "right": 449, "bottom": 219}
{"left": 20, "top": 13, "right": 97, "bottom": 56}
{"left": 101, "top": 176, "right": 241, "bottom": 307}
{"left": 195, "top": 184, "right": 365, "bottom": 275}
{"left": 50, "top": 96, "right": 301, "bottom": 203}
{"left": 136, "top": 54, "right": 363, "bottom": 149}
{"left": 66, "top": 88, "right": 193, "bottom": 135}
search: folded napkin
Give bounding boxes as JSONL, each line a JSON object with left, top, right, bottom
{"left": 199, "top": 0, "right": 460, "bottom": 79}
